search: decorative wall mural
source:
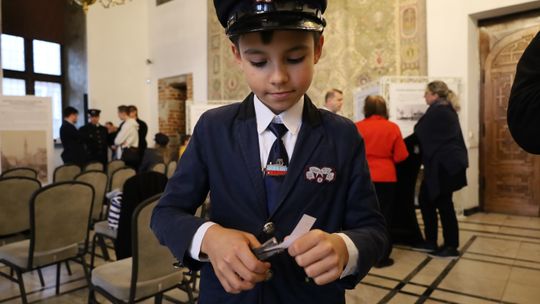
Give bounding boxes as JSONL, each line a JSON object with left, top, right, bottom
{"left": 207, "top": 0, "right": 427, "bottom": 119}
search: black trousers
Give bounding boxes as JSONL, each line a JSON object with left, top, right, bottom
{"left": 418, "top": 182, "right": 459, "bottom": 248}
{"left": 374, "top": 182, "right": 396, "bottom": 261}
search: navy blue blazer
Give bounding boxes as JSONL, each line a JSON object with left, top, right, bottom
{"left": 151, "top": 94, "right": 387, "bottom": 304}
{"left": 60, "top": 121, "right": 86, "bottom": 166}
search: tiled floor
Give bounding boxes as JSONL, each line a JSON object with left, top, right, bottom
{"left": 1, "top": 212, "right": 539, "bottom": 303}
{"left": 344, "top": 213, "right": 540, "bottom": 304}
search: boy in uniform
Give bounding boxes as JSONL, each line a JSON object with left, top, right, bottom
{"left": 151, "top": 1, "right": 388, "bottom": 303}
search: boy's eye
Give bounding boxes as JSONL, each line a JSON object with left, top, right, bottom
{"left": 250, "top": 60, "right": 267, "bottom": 68}
{"left": 287, "top": 56, "right": 305, "bottom": 64}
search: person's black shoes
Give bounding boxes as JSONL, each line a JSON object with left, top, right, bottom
{"left": 374, "top": 258, "right": 394, "bottom": 268}
{"left": 411, "top": 242, "right": 437, "bottom": 253}
{"left": 428, "top": 246, "right": 460, "bottom": 260}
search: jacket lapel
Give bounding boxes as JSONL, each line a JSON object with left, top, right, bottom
{"left": 235, "top": 94, "right": 268, "bottom": 218}
{"left": 269, "top": 95, "right": 324, "bottom": 218}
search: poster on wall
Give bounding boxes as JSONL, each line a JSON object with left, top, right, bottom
{"left": 381, "top": 76, "right": 461, "bottom": 137}
{"left": 0, "top": 96, "right": 54, "bottom": 183}
{"left": 186, "top": 100, "right": 236, "bottom": 134}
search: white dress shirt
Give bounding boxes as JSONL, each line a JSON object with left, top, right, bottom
{"left": 114, "top": 118, "right": 139, "bottom": 159}
{"left": 188, "top": 95, "right": 358, "bottom": 278}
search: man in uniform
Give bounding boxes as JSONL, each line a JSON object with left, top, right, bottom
{"left": 80, "top": 109, "right": 109, "bottom": 166}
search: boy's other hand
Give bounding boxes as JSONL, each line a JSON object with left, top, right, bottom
{"left": 288, "top": 230, "right": 349, "bottom": 285}
{"left": 201, "top": 225, "right": 271, "bottom": 294}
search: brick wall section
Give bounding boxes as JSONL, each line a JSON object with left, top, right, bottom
{"left": 158, "top": 74, "right": 193, "bottom": 158}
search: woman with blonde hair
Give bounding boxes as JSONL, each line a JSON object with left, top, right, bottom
{"left": 414, "top": 80, "right": 468, "bottom": 259}
{"left": 356, "top": 95, "right": 409, "bottom": 267}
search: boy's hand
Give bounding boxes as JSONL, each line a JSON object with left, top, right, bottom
{"left": 201, "top": 225, "right": 271, "bottom": 294}
{"left": 288, "top": 230, "right": 349, "bottom": 285}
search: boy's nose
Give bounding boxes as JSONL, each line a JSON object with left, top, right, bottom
{"left": 270, "top": 64, "right": 289, "bottom": 85}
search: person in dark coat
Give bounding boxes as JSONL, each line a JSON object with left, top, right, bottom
{"left": 414, "top": 80, "right": 468, "bottom": 259}
{"left": 79, "top": 109, "right": 109, "bottom": 166}
{"left": 60, "top": 106, "right": 86, "bottom": 166}
{"left": 139, "top": 133, "right": 172, "bottom": 173}
{"left": 114, "top": 171, "right": 168, "bottom": 260}
{"left": 508, "top": 31, "right": 540, "bottom": 154}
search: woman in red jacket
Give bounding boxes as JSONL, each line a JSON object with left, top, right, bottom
{"left": 356, "top": 95, "right": 409, "bottom": 267}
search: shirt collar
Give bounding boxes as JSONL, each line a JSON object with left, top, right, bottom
{"left": 254, "top": 94, "right": 303, "bottom": 136}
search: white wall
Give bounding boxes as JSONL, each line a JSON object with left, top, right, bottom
{"left": 147, "top": 0, "right": 208, "bottom": 138}
{"left": 87, "top": 0, "right": 207, "bottom": 143}
{"left": 87, "top": 0, "right": 150, "bottom": 130}
{"left": 426, "top": 0, "right": 540, "bottom": 210}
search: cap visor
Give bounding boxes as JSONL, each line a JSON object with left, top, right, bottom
{"left": 227, "top": 13, "right": 324, "bottom": 36}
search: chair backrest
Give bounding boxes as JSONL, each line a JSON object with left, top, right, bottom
{"left": 166, "top": 161, "right": 177, "bottom": 179}
{"left": 1, "top": 167, "right": 38, "bottom": 179}
{"left": 29, "top": 181, "right": 93, "bottom": 264}
{"left": 107, "top": 160, "right": 125, "bottom": 178}
{"left": 150, "top": 163, "right": 166, "bottom": 174}
{"left": 84, "top": 162, "right": 104, "bottom": 172}
{"left": 75, "top": 171, "right": 108, "bottom": 221}
{"left": 110, "top": 167, "right": 136, "bottom": 191}
{"left": 131, "top": 194, "right": 181, "bottom": 289}
{"left": 0, "top": 177, "right": 41, "bottom": 236}
{"left": 114, "top": 172, "right": 168, "bottom": 260}
{"left": 53, "top": 164, "right": 82, "bottom": 182}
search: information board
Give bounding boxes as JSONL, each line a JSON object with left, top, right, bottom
{"left": 0, "top": 96, "right": 54, "bottom": 183}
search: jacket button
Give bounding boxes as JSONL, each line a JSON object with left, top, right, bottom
{"left": 263, "top": 222, "right": 275, "bottom": 234}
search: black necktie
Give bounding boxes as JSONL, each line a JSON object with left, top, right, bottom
{"left": 264, "top": 122, "right": 289, "bottom": 214}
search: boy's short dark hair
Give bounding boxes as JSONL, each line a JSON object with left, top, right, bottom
{"left": 63, "top": 106, "right": 79, "bottom": 118}
{"left": 117, "top": 105, "right": 129, "bottom": 114}
{"left": 154, "top": 133, "right": 170, "bottom": 147}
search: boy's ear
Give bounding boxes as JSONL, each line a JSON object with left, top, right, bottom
{"left": 314, "top": 35, "right": 324, "bottom": 64}
{"left": 231, "top": 43, "right": 242, "bottom": 66}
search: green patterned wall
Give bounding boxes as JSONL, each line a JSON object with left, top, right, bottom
{"left": 207, "top": 0, "right": 427, "bottom": 119}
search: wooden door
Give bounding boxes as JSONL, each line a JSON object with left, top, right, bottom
{"left": 481, "top": 23, "right": 540, "bottom": 216}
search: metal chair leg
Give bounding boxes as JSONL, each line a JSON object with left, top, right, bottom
{"left": 56, "top": 263, "right": 61, "bottom": 295}
{"left": 154, "top": 293, "right": 163, "bottom": 304}
{"left": 37, "top": 268, "right": 45, "bottom": 287}
{"left": 91, "top": 234, "right": 98, "bottom": 269}
{"left": 65, "top": 261, "right": 72, "bottom": 275}
{"left": 79, "top": 257, "right": 90, "bottom": 282}
{"left": 98, "top": 235, "right": 111, "bottom": 261}
{"left": 14, "top": 268, "right": 28, "bottom": 304}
